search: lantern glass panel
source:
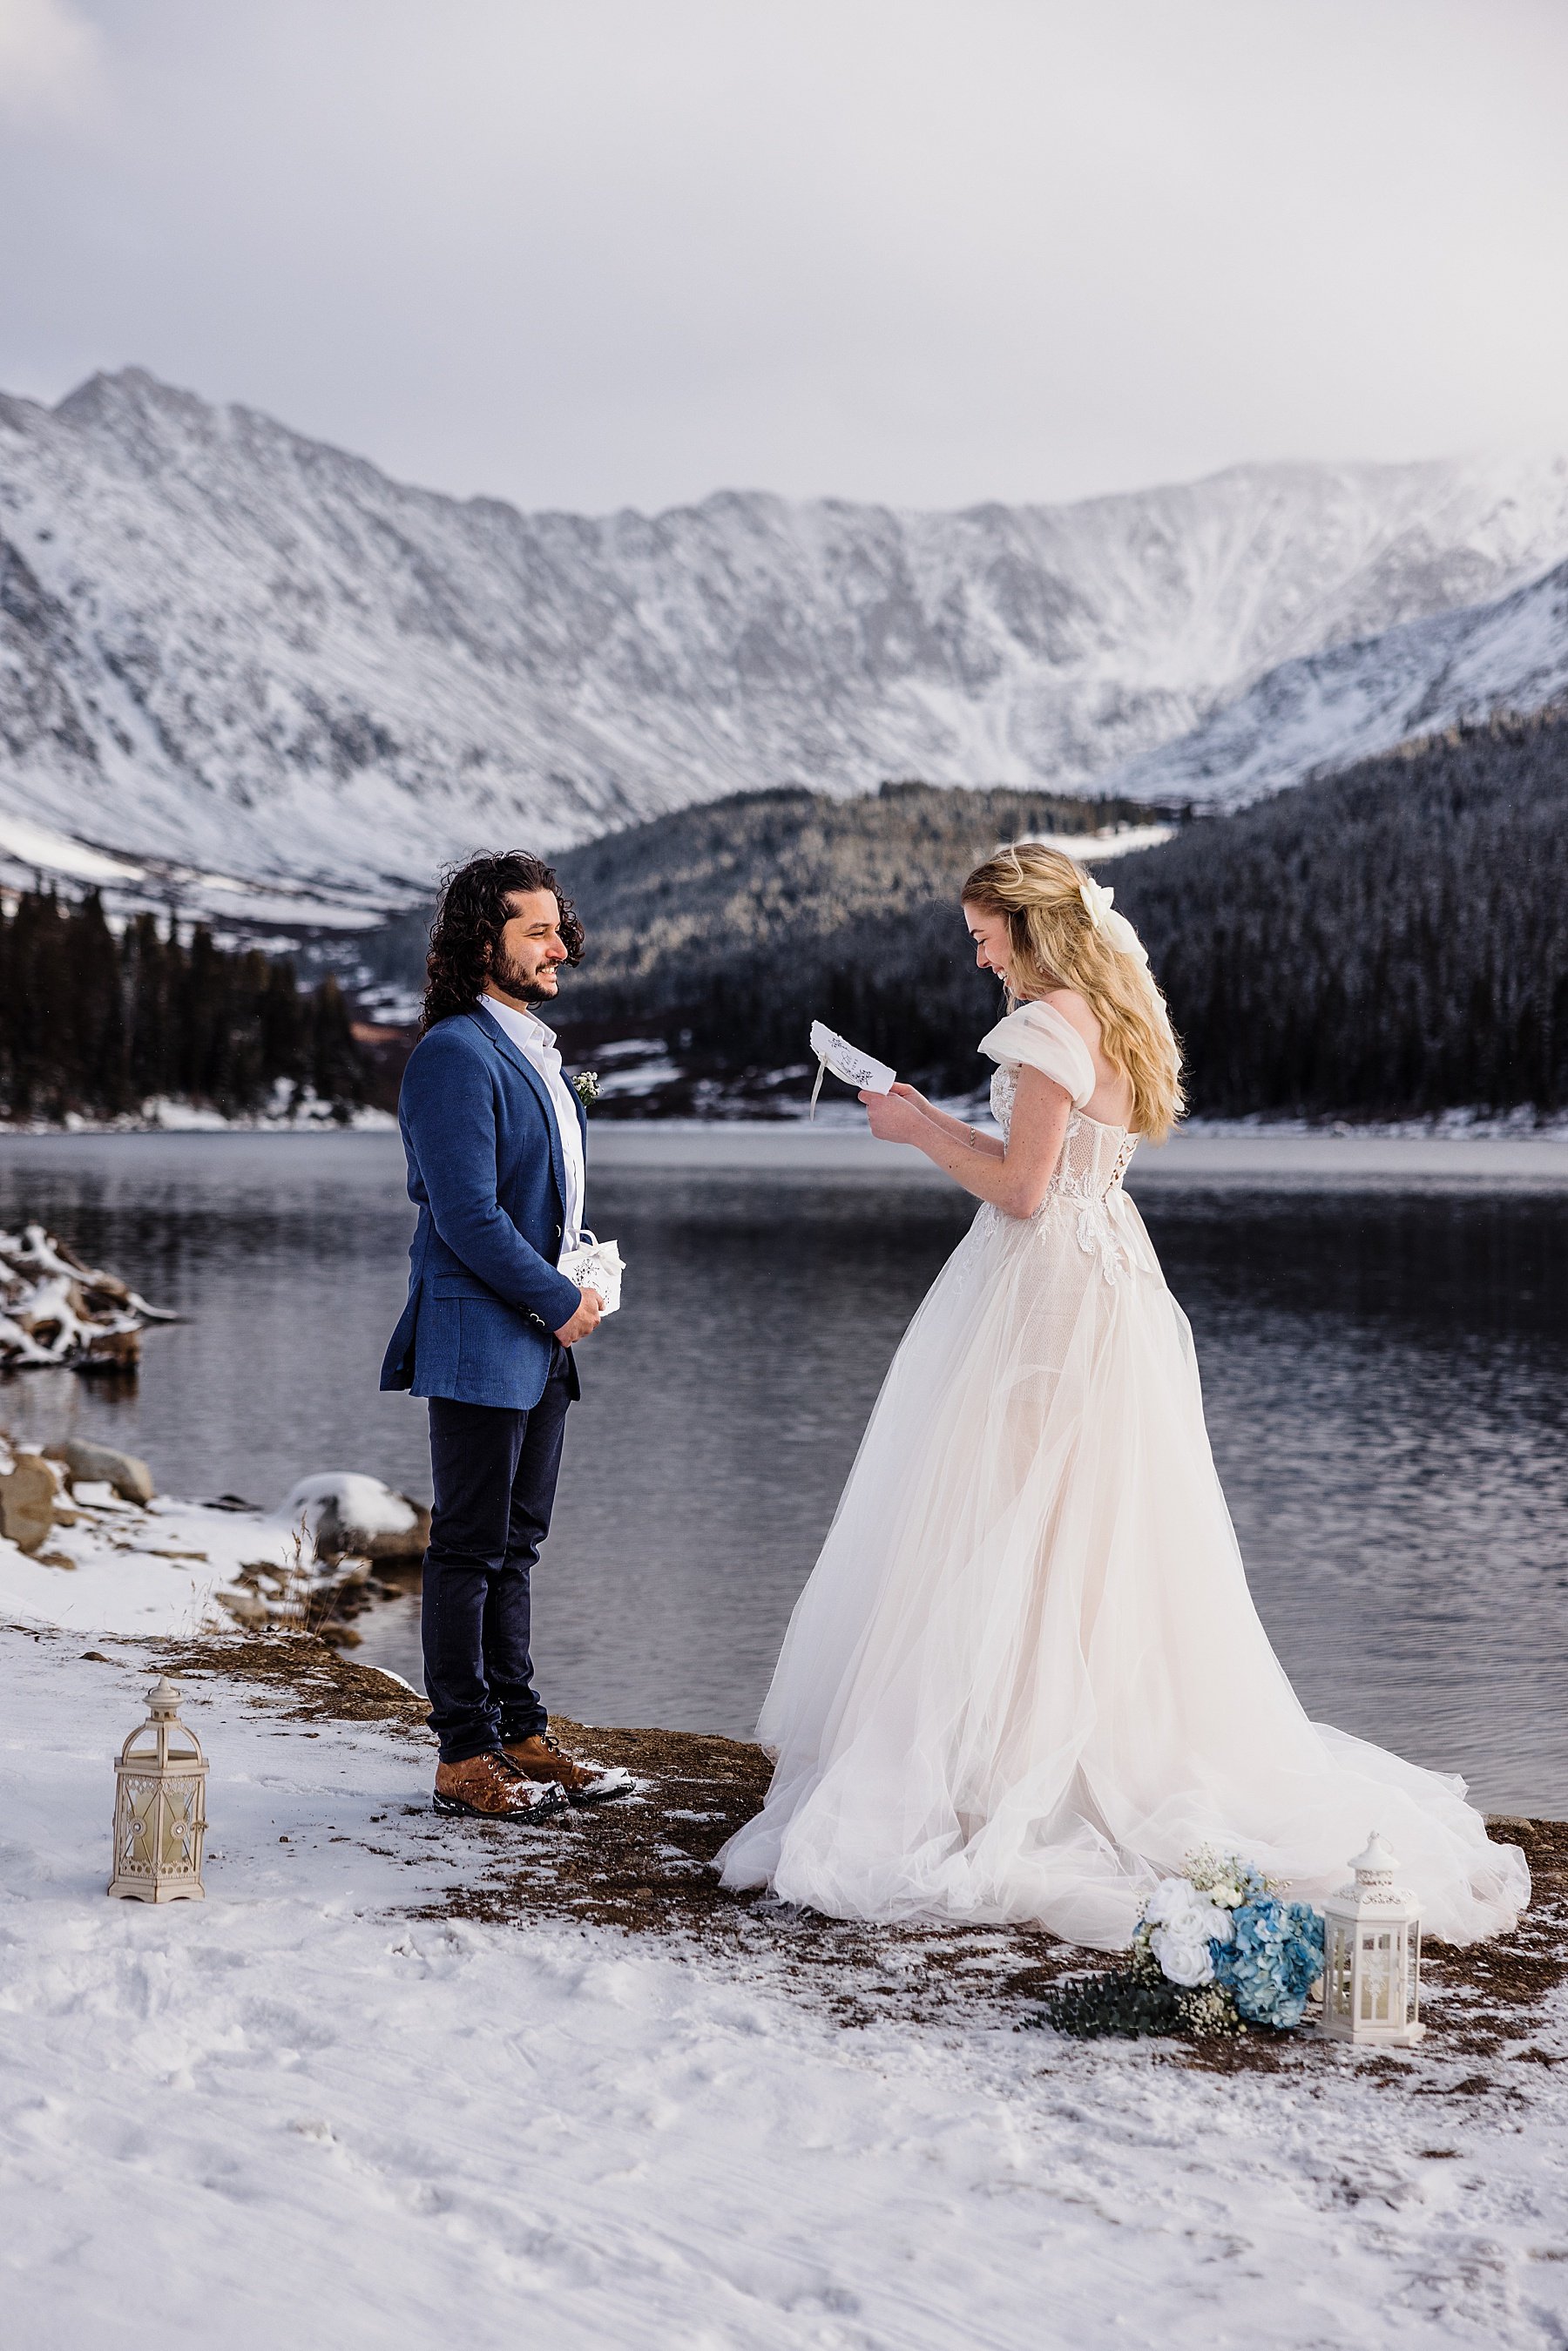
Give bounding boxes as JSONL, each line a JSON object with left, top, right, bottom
{"left": 1357, "top": 1931, "right": 1394, "bottom": 2023}
{"left": 161, "top": 1784, "right": 201, "bottom": 1871}
{"left": 119, "top": 1779, "right": 158, "bottom": 1875}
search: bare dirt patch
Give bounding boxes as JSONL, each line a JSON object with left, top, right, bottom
{"left": 155, "top": 1631, "right": 1568, "bottom": 2069}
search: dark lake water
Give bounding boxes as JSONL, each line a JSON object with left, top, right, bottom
{"left": 2, "top": 1128, "right": 1565, "bottom": 1816}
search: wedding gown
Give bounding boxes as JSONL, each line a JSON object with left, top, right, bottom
{"left": 718, "top": 1002, "right": 1529, "bottom": 1947}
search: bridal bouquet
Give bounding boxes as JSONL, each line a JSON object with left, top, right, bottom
{"left": 1039, "top": 1848, "right": 1325, "bottom": 2040}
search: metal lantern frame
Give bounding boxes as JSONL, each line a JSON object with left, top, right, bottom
{"left": 109, "top": 1675, "right": 207, "bottom": 1902}
{"left": 1319, "top": 1830, "right": 1423, "bottom": 2046}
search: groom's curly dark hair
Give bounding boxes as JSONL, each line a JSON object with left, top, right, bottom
{"left": 421, "top": 851, "right": 585, "bottom": 1030}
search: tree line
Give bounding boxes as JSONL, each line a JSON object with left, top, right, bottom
{"left": 551, "top": 718, "right": 1568, "bottom": 1119}
{"left": 551, "top": 781, "right": 1137, "bottom": 1093}
{"left": 1112, "top": 709, "right": 1568, "bottom": 1118}
{"left": 54, "top": 713, "right": 1550, "bottom": 1125}
{"left": 0, "top": 888, "right": 368, "bottom": 1121}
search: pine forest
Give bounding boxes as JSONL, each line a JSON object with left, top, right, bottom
{"left": 0, "top": 890, "right": 368, "bottom": 1122}
{"left": 552, "top": 710, "right": 1568, "bottom": 1120}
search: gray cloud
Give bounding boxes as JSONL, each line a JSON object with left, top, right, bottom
{"left": 3, "top": 0, "right": 1567, "bottom": 512}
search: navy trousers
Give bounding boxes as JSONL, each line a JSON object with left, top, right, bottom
{"left": 421, "top": 1348, "right": 573, "bottom": 1765}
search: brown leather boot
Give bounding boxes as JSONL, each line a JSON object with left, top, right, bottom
{"left": 503, "top": 1731, "right": 635, "bottom": 1806}
{"left": 433, "top": 1751, "right": 569, "bottom": 1820}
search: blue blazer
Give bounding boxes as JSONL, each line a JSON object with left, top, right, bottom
{"left": 379, "top": 1004, "right": 589, "bottom": 1411}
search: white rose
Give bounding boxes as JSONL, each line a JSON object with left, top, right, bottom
{"left": 1145, "top": 1878, "right": 1233, "bottom": 1940}
{"left": 1142, "top": 1878, "right": 1202, "bottom": 1931}
{"left": 1142, "top": 1876, "right": 1233, "bottom": 1983}
{"left": 1150, "top": 1926, "right": 1215, "bottom": 1987}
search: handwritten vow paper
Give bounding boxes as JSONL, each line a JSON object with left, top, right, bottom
{"left": 808, "top": 1022, "right": 896, "bottom": 1118}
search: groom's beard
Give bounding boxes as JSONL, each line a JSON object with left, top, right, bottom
{"left": 488, "top": 945, "right": 558, "bottom": 1005}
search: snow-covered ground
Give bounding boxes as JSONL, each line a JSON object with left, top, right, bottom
{"left": 0, "top": 1487, "right": 310, "bottom": 1638}
{"left": 0, "top": 1091, "right": 396, "bottom": 1137}
{"left": 3, "top": 1516, "right": 1568, "bottom": 2346}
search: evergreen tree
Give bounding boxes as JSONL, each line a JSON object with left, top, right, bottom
{"left": 0, "top": 888, "right": 372, "bottom": 1121}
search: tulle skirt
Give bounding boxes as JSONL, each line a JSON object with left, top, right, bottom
{"left": 717, "top": 1188, "right": 1529, "bottom": 1947}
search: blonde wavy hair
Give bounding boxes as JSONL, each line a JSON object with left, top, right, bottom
{"left": 961, "top": 843, "right": 1186, "bottom": 1142}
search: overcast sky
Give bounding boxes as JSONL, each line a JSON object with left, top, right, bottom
{"left": 3, "top": 0, "right": 1566, "bottom": 516}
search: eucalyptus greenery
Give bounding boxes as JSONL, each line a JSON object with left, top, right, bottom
{"left": 1033, "top": 1943, "right": 1243, "bottom": 2042}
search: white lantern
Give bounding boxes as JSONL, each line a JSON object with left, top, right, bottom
{"left": 108, "top": 1676, "right": 207, "bottom": 1902}
{"left": 1319, "top": 1830, "right": 1423, "bottom": 2045}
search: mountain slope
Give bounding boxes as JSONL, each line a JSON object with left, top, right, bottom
{"left": 1110, "top": 709, "right": 1568, "bottom": 1116}
{"left": 1109, "top": 554, "right": 1568, "bottom": 806}
{"left": 4, "top": 367, "right": 1568, "bottom": 903}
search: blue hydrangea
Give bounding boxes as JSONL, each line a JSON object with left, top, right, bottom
{"left": 1210, "top": 1897, "right": 1325, "bottom": 2028}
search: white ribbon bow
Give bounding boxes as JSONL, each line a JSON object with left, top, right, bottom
{"left": 1078, "top": 874, "right": 1150, "bottom": 967}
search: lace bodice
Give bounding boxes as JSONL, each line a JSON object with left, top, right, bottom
{"left": 989, "top": 1063, "right": 1139, "bottom": 1281}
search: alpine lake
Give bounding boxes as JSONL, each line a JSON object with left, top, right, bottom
{"left": 2, "top": 1121, "right": 1565, "bottom": 1819}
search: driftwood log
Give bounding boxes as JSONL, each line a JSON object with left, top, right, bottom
{"left": 0, "top": 1224, "right": 175, "bottom": 1374}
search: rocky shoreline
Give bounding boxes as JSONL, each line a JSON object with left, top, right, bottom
{"left": 0, "top": 1428, "right": 430, "bottom": 1644}
{"left": 4, "top": 1422, "right": 1562, "bottom": 2084}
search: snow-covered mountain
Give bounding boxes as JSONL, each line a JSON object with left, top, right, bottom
{"left": 3, "top": 365, "right": 1568, "bottom": 910}
{"left": 1105, "top": 555, "right": 1568, "bottom": 807}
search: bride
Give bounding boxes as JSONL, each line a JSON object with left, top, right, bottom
{"left": 719, "top": 844, "right": 1528, "bottom": 1947}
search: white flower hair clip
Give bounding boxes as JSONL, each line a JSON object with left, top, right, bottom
{"left": 1078, "top": 873, "right": 1150, "bottom": 967}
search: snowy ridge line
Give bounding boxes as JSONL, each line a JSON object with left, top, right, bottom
{"left": 1107, "top": 557, "right": 1568, "bottom": 807}
{"left": 5, "top": 367, "right": 1568, "bottom": 893}
{"left": 1173, "top": 1105, "right": 1568, "bottom": 1141}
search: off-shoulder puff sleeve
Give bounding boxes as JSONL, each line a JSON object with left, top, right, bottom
{"left": 978, "top": 1003, "right": 1096, "bottom": 1109}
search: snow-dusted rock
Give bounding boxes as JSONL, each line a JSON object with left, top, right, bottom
{"left": 280, "top": 1472, "right": 429, "bottom": 1563}
{"left": 4, "top": 368, "right": 1568, "bottom": 903}
{"left": 0, "top": 1455, "right": 56, "bottom": 1555}
{"left": 44, "top": 1437, "right": 156, "bottom": 1505}
{"left": 217, "top": 1586, "right": 268, "bottom": 1627}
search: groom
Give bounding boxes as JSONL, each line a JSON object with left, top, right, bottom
{"left": 381, "top": 850, "right": 629, "bottom": 1818}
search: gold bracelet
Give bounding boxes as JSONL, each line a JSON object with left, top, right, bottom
{"left": 966, "top": 1126, "right": 978, "bottom": 1150}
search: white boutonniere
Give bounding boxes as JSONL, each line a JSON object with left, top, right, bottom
{"left": 571, "top": 1070, "right": 600, "bottom": 1111}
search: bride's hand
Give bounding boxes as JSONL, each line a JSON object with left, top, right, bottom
{"left": 888, "top": 1082, "right": 933, "bottom": 1116}
{"left": 861, "top": 1088, "right": 923, "bottom": 1144}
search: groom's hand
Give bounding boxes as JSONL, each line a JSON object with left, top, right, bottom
{"left": 554, "top": 1288, "right": 604, "bottom": 1346}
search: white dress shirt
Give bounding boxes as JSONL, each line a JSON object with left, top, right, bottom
{"left": 481, "top": 993, "right": 585, "bottom": 1260}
